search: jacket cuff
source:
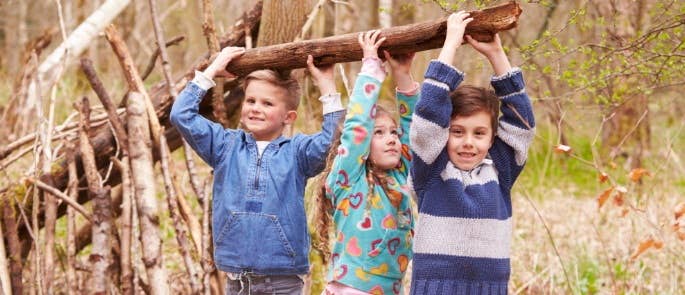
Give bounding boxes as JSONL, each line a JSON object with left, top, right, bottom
{"left": 319, "top": 93, "right": 345, "bottom": 115}
{"left": 192, "top": 70, "right": 216, "bottom": 90}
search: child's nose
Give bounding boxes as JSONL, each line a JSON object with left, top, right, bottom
{"left": 386, "top": 135, "right": 397, "bottom": 145}
{"left": 463, "top": 135, "right": 474, "bottom": 146}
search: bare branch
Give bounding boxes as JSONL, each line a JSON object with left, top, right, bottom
{"left": 24, "top": 178, "right": 93, "bottom": 222}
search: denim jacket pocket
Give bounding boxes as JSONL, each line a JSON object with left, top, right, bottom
{"left": 363, "top": 228, "right": 413, "bottom": 279}
{"left": 215, "top": 211, "right": 297, "bottom": 269}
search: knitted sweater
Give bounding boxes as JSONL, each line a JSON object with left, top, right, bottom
{"left": 408, "top": 61, "right": 535, "bottom": 294}
{"left": 325, "top": 72, "right": 418, "bottom": 295}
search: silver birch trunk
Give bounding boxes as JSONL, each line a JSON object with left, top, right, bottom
{"left": 126, "top": 92, "right": 169, "bottom": 295}
{"left": 31, "top": 0, "right": 131, "bottom": 96}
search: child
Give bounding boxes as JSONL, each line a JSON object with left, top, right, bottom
{"left": 314, "top": 30, "right": 419, "bottom": 295}
{"left": 409, "top": 11, "right": 536, "bottom": 294}
{"left": 170, "top": 46, "right": 345, "bottom": 294}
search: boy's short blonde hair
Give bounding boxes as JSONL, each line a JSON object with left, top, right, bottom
{"left": 242, "top": 70, "right": 301, "bottom": 110}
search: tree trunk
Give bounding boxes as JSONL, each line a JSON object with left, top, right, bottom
{"left": 594, "top": 0, "right": 653, "bottom": 168}
{"left": 31, "top": 0, "right": 131, "bottom": 95}
{"left": 2, "top": 0, "right": 28, "bottom": 77}
{"left": 126, "top": 92, "right": 169, "bottom": 295}
{"left": 258, "top": 0, "right": 315, "bottom": 47}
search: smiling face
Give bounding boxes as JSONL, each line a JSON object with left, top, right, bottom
{"left": 240, "top": 79, "right": 297, "bottom": 141}
{"left": 447, "top": 111, "right": 494, "bottom": 170}
{"left": 368, "top": 113, "right": 401, "bottom": 171}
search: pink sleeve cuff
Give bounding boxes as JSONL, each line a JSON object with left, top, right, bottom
{"left": 396, "top": 81, "right": 420, "bottom": 96}
{"left": 360, "top": 57, "right": 386, "bottom": 81}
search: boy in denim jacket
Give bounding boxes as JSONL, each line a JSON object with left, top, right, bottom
{"left": 170, "top": 47, "right": 345, "bottom": 294}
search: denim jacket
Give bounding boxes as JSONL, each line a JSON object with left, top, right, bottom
{"left": 170, "top": 81, "right": 344, "bottom": 275}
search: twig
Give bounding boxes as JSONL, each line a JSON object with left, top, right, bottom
{"left": 183, "top": 140, "right": 206, "bottom": 205}
{"left": 80, "top": 58, "right": 129, "bottom": 154}
{"left": 172, "top": 176, "right": 202, "bottom": 255}
{"left": 25, "top": 177, "right": 93, "bottom": 222}
{"left": 111, "top": 156, "right": 133, "bottom": 295}
{"left": 65, "top": 141, "right": 78, "bottom": 292}
{"left": 201, "top": 177, "right": 213, "bottom": 295}
{"left": 0, "top": 107, "right": 122, "bottom": 164}
{"left": 148, "top": 0, "right": 177, "bottom": 97}
{"left": 141, "top": 36, "right": 185, "bottom": 81}
{"left": 609, "top": 109, "right": 649, "bottom": 160}
{"left": 522, "top": 192, "right": 574, "bottom": 294}
{"left": 160, "top": 131, "right": 201, "bottom": 293}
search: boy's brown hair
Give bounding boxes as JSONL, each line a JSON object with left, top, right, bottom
{"left": 242, "top": 70, "right": 301, "bottom": 110}
{"left": 450, "top": 85, "right": 500, "bottom": 138}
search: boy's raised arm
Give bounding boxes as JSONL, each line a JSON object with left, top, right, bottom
{"left": 468, "top": 34, "right": 535, "bottom": 188}
{"left": 293, "top": 56, "right": 345, "bottom": 178}
{"left": 410, "top": 12, "right": 471, "bottom": 191}
{"left": 169, "top": 47, "right": 245, "bottom": 166}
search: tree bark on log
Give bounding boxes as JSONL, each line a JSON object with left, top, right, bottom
{"left": 226, "top": 1, "right": 522, "bottom": 76}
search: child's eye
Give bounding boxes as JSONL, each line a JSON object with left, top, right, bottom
{"left": 374, "top": 129, "right": 384, "bottom": 135}
{"left": 391, "top": 129, "right": 399, "bottom": 136}
{"left": 265, "top": 101, "right": 274, "bottom": 106}
{"left": 451, "top": 129, "right": 463, "bottom": 135}
{"left": 245, "top": 98, "right": 255, "bottom": 104}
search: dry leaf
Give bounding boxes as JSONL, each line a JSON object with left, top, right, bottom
{"left": 597, "top": 186, "right": 614, "bottom": 209}
{"left": 677, "top": 231, "right": 685, "bottom": 241}
{"left": 613, "top": 194, "right": 624, "bottom": 206}
{"left": 630, "top": 237, "right": 662, "bottom": 260}
{"left": 608, "top": 161, "right": 617, "bottom": 169}
{"left": 620, "top": 207, "right": 630, "bottom": 217}
{"left": 554, "top": 144, "right": 572, "bottom": 154}
{"left": 675, "top": 202, "right": 685, "bottom": 220}
{"left": 654, "top": 240, "right": 664, "bottom": 249}
{"left": 598, "top": 171, "right": 609, "bottom": 183}
{"left": 628, "top": 168, "right": 650, "bottom": 182}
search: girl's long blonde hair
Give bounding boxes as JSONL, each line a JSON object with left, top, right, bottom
{"left": 312, "top": 106, "right": 404, "bottom": 265}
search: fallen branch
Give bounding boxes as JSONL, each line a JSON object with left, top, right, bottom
{"left": 226, "top": 1, "right": 522, "bottom": 75}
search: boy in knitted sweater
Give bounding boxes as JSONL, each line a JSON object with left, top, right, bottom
{"left": 409, "top": 11, "right": 536, "bottom": 294}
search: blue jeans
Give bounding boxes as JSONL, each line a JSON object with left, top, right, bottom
{"left": 225, "top": 273, "right": 304, "bottom": 295}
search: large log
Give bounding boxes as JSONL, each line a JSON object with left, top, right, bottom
{"left": 227, "top": 1, "right": 522, "bottom": 76}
